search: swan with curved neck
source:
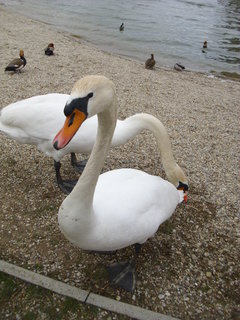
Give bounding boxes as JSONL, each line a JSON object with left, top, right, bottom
{"left": 1, "top": 93, "right": 186, "bottom": 194}
{"left": 53, "top": 75, "right": 188, "bottom": 290}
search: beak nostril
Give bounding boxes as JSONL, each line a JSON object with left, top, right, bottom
{"left": 53, "top": 140, "right": 59, "bottom": 150}
{"left": 68, "top": 113, "right": 75, "bottom": 127}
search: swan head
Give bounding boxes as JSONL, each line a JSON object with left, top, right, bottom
{"left": 53, "top": 75, "right": 115, "bottom": 150}
{"left": 167, "top": 164, "right": 188, "bottom": 202}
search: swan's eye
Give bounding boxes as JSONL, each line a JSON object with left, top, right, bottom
{"left": 68, "top": 112, "right": 75, "bottom": 127}
{"left": 177, "top": 181, "right": 188, "bottom": 192}
{"left": 88, "top": 92, "right": 93, "bottom": 98}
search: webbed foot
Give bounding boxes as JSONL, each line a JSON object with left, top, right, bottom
{"left": 107, "top": 261, "right": 136, "bottom": 292}
{"left": 54, "top": 160, "right": 77, "bottom": 194}
{"left": 71, "top": 153, "right": 88, "bottom": 173}
{"left": 58, "top": 179, "right": 78, "bottom": 194}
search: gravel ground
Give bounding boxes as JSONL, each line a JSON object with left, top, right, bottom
{"left": 0, "top": 5, "right": 239, "bottom": 320}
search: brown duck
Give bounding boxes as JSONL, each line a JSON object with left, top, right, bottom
{"left": 145, "top": 54, "right": 155, "bottom": 69}
{"left": 45, "top": 43, "right": 54, "bottom": 56}
{"left": 5, "top": 50, "right": 27, "bottom": 72}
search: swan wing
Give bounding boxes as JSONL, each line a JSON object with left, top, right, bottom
{"left": 0, "top": 94, "right": 69, "bottom": 144}
{"left": 88, "top": 169, "right": 181, "bottom": 250}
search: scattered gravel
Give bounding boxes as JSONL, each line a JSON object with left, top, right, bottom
{"left": 0, "top": 6, "right": 239, "bottom": 320}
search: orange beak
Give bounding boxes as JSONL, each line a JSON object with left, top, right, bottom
{"left": 53, "top": 109, "right": 87, "bottom": 150}
{"left": 183, "top": 192, "right": 188, "bottom": 203}
{"left": 178, "top": 187, "right": 188, "bottom": 203}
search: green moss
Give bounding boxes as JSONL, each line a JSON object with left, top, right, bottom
{"left": 219, "top": 71, "right": 240, "bottom": 81}
{"left": 43, "top": 306, "right": 62, "bottom": 320}
{"left": 62, "top": 296, "right": 80, "bottom": 313}
{"left": 26, "top": 283, "right": 49, "bottom": 299}
{"left": 22, "top": 311, "right": 37, "bottom": 320}
{"left": 92, "top": 267, "right": 108, "bottom": 281}
{"left": 84, "top": 304, "right": 99, "bottom": 318}
{"left": 71, "top": 34, "right": 82, "bottom": 39}
{"left": 0, "top": 272, "right": 18, "bottom": 301}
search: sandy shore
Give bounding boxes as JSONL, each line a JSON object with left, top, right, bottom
{"left": 0, "top": 5, "right": 239, "bottom": 320}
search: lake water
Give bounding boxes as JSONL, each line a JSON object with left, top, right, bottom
{"left": 2, "top": 0, "right": 240, "bottom": 78}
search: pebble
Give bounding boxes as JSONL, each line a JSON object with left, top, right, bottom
{"left": 206, "top": 272, "right": 212, "bottom": 278}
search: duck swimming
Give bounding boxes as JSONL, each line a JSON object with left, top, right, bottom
{"left": 0, "top": 93, "right": 185, "bottom": 194}
{"left": 53, "top": 75, "right": 188, "bottom": 291}
{"left": 119, "top": 23, "right": 124, "bottom": 31}
{"left": 5, "top": 50, "right": 27, "bottom": 72}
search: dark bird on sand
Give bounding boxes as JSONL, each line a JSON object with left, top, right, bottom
{"left": 45, "top": 43, "right": 54, "bottom": 56}
{"left": 174, "top": 63, "right": 185, "bottom": 71}
{"left": 5, "top": 50, "right": 27, "bottom": 72}
{"left": 145, "top": 54, "right": 156, "bottom": 69}
{"left": 119, "top": 23, "right": 124, "bottom": 31}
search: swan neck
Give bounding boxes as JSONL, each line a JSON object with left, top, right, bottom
{"left": 70, "top": 103, "right": 117, "bottom": 206}
{"left": 117, "top": 113, "right": 184, "bottom": 185}
{"left": 119, "top": 113, "right": 176, "bottom": 166}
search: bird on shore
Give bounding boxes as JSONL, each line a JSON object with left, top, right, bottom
{"left": 119, "top": 23, "right": 124, "bottom": 31}
{"left": 5, "top": 50, "right": 27, "bottom": 72}
{"left": 52, "top": 75, "right": 188, "bottom": 292}
{"left": 174, "top": 63, "right": 185, "bottom": 72}
{"left": 145, "top": 54, "right": 156, "bottom": 69}
{"left": 45, "top": 43, "right": 54, "bottom": 56}
{"left": 0, "top": 93, "right": 187, "bottom": 194}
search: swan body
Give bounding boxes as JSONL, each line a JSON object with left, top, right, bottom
{"left": 0, "top": 92, "right": 183, "bottom": 192}
{"left": 53, "top": 75, "right": 188, "bottom": 253}
{"left": 59, "top": 168, "right": 183, "bottom": 251}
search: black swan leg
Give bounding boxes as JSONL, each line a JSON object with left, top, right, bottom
{"left": 71, "top": 153, "right": 88, "bottom": 173}
{"left": 107, "top": 243, "right": 142, "bottom": 292}
{"left": 54, "top": 160, "right": 77, "bottom": 194}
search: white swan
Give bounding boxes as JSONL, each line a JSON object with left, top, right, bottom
{"left": 0, "top": 93, "right": 183, "bottom": 194}
{"left": 53, "top": 75, "right": 188, "bottom": 291}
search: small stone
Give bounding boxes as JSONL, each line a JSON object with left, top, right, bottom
{"left": 206, "top": 271, "right": 212, "bottom": 278}
{"left": 192, "top": 254, "right": 197, "bottom": 261}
